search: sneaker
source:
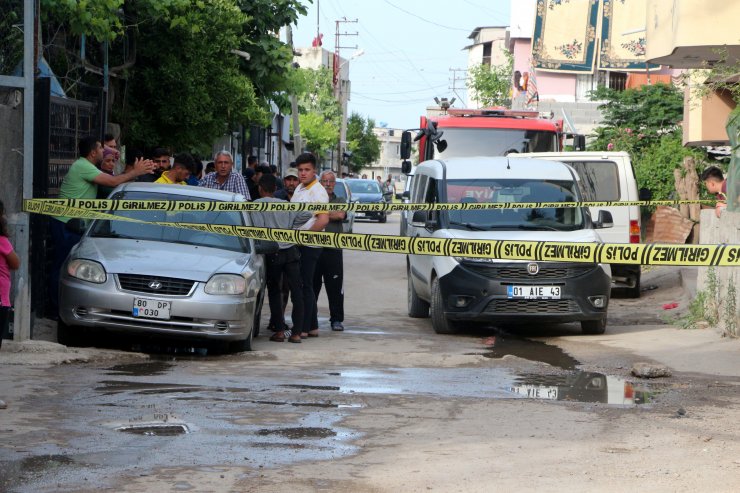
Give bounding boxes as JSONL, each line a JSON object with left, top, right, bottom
{"left": 331, "top": 321, "right": 344, "bottom": 332}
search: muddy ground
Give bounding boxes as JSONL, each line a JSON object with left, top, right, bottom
{"left": 1, "top": 215, "right": 738, "bottom": 492}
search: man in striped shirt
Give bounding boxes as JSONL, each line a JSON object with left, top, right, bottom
{"left": 199, "top": 151, "right": 250, "bottom": 199}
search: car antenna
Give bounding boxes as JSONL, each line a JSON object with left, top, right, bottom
{"left": 506, "top": 158, "right": 510, "bottom": 170}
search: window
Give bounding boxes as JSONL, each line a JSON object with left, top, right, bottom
{"left": 433, "top": 128, "right": 558, "bottom": 158}
{"left": 482, "top": 42, "right": 492, "bottom": 66}
{"left": 608, "top": 72, "right": 627, "bottom": 92}
{"left": 445, "top": 178, "right": 584, "bottom": 231}
{"left": 567, "top": 161, "right": 620, "bottom": 201}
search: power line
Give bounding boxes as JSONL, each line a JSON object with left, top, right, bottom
{"left": 381, "top": 0, "right": 471, "bottom": 32}
{"left": 461, "top": 0, "right": 510, "bottom": 25}
{"left": 353, "top": 92, "right": 435, "bottom": 104}
{"left": 353, "top": 83, "right": 448, "bottom": 95}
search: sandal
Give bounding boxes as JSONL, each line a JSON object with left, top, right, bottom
{"left": 269, "top": 331, "right": 285, "bottom": 342}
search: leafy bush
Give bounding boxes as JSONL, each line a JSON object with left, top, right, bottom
{"left": 588, "top": 83, "right": 707, "bottom": 201}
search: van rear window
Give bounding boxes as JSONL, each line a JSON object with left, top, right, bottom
{"left": 567, "top": 161, "right": 620, "bottom": 201}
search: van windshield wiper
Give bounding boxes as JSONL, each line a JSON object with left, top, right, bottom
{"left": 448, "top": 221, "right": 488, "bottom": 231}
{"left": 516, "top": 224, "right": 562, "bottom": 231}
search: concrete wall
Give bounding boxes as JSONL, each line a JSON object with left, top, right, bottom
{"left": 698, "top": 209, "right": 740, "bottom": 336}
{"left": 0, "top": 92, "right": 25, "bottom": 310}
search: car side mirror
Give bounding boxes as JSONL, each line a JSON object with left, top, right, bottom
{"left": 411, "top": 210, "right": 427, "bottom": 226}
{"left": 254, "top": 240, "right": 280, "bottom": 255}
{"left": 573, "top": 134, "right": 586, "bottom": 151}
{"left": 595, "top": 210, "right": 613, "bottom": 229}
{"left": 401, "top": 160, "right": 412, "bottom": 174}
{"left": 638, "top": 187, "right": 652, "bottom": 201}
{"left": 400, "top": 131, "right": 412, "bottom": 160}
{"left": 64, "top": 218, "right": 87, "bottom": 235}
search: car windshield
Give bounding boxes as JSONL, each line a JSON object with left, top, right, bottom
{"left": 434, "top": 128, "right": 558, "bottom": 158}
{"left": 444, "top": 178, "right": 584, "bottom": 231}
{"left": 333, "top": 182, "right": 348, "bottom": 199}
{"left": 348, "top": 180, "right": 381, "bottom": 194}
{"left": 89, "top": 191, "right": 250, "bottom": 253}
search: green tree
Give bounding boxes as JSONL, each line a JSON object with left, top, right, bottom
{"left": 296, "top": 67, "right": 340, "bottom": 160}
{"left": 588, "top": 83, "right": 704, "bottom": 202}
{"left": 467, "top": 51, "right": 513, "bottom": 108}
{"left": 235, "top": 0, "right": 309, "bottom": 112}
{"left": 119, "top": 0, "right": 266, "bottom": 154}
{"left": 346, "top": 113, "right": 380, "bottom": 174}
{"left": 38, "top": 0, "right": 309, "bottom": 153}
{"left": 300, "top": 112, "right": 338, "bottom": 157}
{"left": 0, "top": 0, "right": 23, "bottom": 75}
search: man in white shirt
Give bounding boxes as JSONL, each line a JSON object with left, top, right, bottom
{"left": 291, "top": 152, "right": 329, "bottom": 338}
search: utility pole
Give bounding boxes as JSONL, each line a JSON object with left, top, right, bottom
{"left": 449, "top": 68, "right": 468, "bottom": 107}
{"left": 286, "top": 25, "right": 302, "bottom": 156}
{"left": 334, "top": 17, "right": 358, "bottom": 173}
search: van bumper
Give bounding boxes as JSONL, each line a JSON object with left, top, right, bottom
{"left": 438, "top": 261, "right": 611, "bottom": 323}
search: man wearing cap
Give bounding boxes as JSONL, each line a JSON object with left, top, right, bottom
{"left": 275, "top": 167, "right": 300, "bottom": 200}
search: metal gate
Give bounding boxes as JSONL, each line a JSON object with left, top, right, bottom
{"left": 31, "top": 78, "right": 97, "bottom": 318}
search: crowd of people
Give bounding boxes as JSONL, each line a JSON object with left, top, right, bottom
{"left": 50, "top": 135, "right": 348, "bottom": 343}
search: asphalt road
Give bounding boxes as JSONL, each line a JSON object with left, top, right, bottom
{"left": 1, "top": 214, "right": 739, "bottom": 492}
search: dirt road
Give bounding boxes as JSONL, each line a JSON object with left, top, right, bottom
{"left": 1, "top": 215, "right": 738, "bottom": 492}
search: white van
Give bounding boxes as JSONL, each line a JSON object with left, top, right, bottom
{"left": 403, "top": 156, "right": 613, "bottom": 335}
{"left": 521, "top": 152, "right": 644, "bottom": 297}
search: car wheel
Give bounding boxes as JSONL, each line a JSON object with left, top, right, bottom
{"left": 378, "top": 212, "right": 387, "bottom": 223}
{"left": 581, "top": 317, "right": 607, "bottom": 335}
{"left": 57, "top": 319, "right": 84, "bottom": 347}
{"left": 431, "top": 277, "right": 461, "bottom": 334}
{"left": 407, "top": 265, "right": 429, "bottom": 318}
{"left": 625, "top": 271, "right": 641, "bottom": 299}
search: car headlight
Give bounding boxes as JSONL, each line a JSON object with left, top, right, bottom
{"left": 453, "top": 257, "right": 496, "bottom": 264}
{"left": 67, "top": 259, "right": 107, "bottom": 283}
{"left": 205, "top": 274, "right": 246, "bottom": 295}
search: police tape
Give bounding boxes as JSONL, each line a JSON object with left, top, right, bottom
{"left": 22, "top": 199, "right": 740, "bottom": 267}
{"left": 23, "top": 197, "right": 718, "bottom": 213}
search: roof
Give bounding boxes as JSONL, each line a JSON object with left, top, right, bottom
{"left": 417, "top": 157, "right": 577, "bottom": 181}
{"left": 116, "top": 182, "right": 247, "bottom": 201}
{"left": 467, "top": 26, "right": 508, "bottom": 39}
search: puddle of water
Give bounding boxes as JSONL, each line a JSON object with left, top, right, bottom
{"left": 256, "top": 427, "right": 336, "bottom": 439}
{"left": 480, "top": 334, "right": 580, "bottom": 370}
{"left": 510, "top": 372, "right": 655, "bottom": 406}
{"left": 278, "top": 384, "right": 341, "bottom": 391}
{"left": 105, "top": 361, "right": 174, "bottom": 376}
{"left": 117, "top": 423, "right": 190, "bottom": 436}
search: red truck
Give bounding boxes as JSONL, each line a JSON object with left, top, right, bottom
{"left": 400, "top": 108, "right": 584, "bottom": 172}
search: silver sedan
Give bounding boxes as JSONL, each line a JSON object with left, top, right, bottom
{"left": 58, "top": 183, "right": 272, "bottom": 352}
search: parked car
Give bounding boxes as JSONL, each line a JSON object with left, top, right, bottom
{"left": 346, "top": 179, "right": 391, "bottom": 222}
{"left": 58, "top": 183, "right": 275, "bottom": 352}
{"left": 521, "top": 151, "right": 648, "bottom": 298}
{"left": 334, "top": 178, "right": 355, "bottom": 233}
{"left": 403, "top": 156, "right": 613, "bottom": 335}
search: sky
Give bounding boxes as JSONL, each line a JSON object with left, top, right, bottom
{"left": 292, "top": 0, "right": 512, "bottom": 130}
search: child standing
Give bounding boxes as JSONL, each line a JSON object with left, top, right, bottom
{"left": 0, "top": 200, "right": 20, "bottom": 349}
